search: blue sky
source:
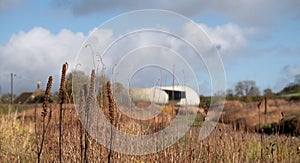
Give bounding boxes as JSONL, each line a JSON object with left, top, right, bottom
{"left": 0, "top": 0, "right": 300, "bottom": 96}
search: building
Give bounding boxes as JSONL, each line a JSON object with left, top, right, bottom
{"left": 129, "top": 86, "right": 199, "bottom": 106}
{"left": 14, "top": 92, "right": 35, "bottom": 104}
{"left": 14, "top": 81, "right": 44, "bottom": 104}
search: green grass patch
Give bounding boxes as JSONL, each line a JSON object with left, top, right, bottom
{"left": 280, "top": 92, "right": 300, "bottom": 97}
{"left": 0, "top": 104, "right": 38, "bottom": 115}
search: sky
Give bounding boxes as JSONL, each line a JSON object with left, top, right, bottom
{"left": 0, "top": 0, "right": 300, "bottom": 96}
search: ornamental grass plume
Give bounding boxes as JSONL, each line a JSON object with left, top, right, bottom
{"left": 59, "top": 62, "right": 68, "bottom": 162}
{"left": 59, "top": 62, "right": 68, "bottom": 103}
{"left": 36, "top": 76, "right": 53, "bottom": 163}
{"left": 106, "top": 81, "right": 117, "bottom": 163}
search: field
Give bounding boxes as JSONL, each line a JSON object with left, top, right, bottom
{"left": 1, "top": 64, "right": 299, "bottom": 162}
{"left": 0, "top": 100, "right": 299, "bottom": 162}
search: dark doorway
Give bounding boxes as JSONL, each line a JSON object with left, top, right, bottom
{"left": 163, "top": 90, "right": 186, "bottom": 101}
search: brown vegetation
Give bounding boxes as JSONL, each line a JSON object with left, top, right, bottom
{"left": 1, "top": 63, "right": 300, "bottom": 162}
{"left": 220, "top": 100, "right": 300, "bottom": 134}
{"left": 1, "top": 104, "right": 300, "bottom": 162}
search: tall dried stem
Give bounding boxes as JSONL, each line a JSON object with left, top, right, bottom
{"left": 36, "top": 76, "right": 53, "bottom": 162}
{"left": 257, "top": 100, "right": 264, "bottom": 162}
{"left": 78, "top": 88, "right": 86, "bottom": 163}
{"left": 84, "top": 69, "right": 96, "bottom": 163}
{"left": 106, "top": 81, "right": 116, "bottom": 163}
{"left": 59, "top": 62, "right": 68, "bottom": 162}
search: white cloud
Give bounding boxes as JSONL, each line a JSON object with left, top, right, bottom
{"left": 183, "top": 22, "right": 254, "bottom": 57}
{"left": 0, "top": 27, "right": 85, "bottom": 94}
{"left": 75, "top": 26, "right": 213, "bottom": 93}
{"left": 0, "top": 22, "right": 247, "bottom": 95}
{"left": 75, "top": 23, "right": 245, "bottom": 94}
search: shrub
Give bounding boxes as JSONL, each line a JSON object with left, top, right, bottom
{"left": 279, "top": 115, "right": 300, "bottom": 136}
{"left": 256, "top": 123, "right": 279, "bottom": 135}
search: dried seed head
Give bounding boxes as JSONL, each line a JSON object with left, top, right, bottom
{"left": 106, "top": 81, "right": 115, "bottom": 124}
{"left": 59, "top": 62, "right": 68, "bottom": 103}
{"left": 86, "top": 69, "right": 96, "bottom": 116}
{"left": 42, "top": 76, "right": 53, "bottom": 117}
{"left": 42, "top": 76, "right": 53, "bottom": 109}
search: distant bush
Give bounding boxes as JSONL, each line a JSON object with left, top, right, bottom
{"left": 279, "top": 115, "right": 300, "bottom": 136}
{"left": 199, "top": 95, "right": 211, "bottom": 104}
{"left": 256, "top": 122, "right": 279, "bottom": 135}
{"left": 280, "top": 84, "right": 300, "bottom": 95}
{"left": 288, "top": 95, "right": 300, "bottom": 101}
{"left": 225, "top": 95, "right": 239, "bottom": 101}
{"left": 255, "top": 115, "right": 300, "bottom": 136}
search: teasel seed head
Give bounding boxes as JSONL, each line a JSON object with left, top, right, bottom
{"left": 42, "top": 76, "right": 53, "bottom": 111}
{"left": 59, "top": 62, "right": 68, "bottom": 103}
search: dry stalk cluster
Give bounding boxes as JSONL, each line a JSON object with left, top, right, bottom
{"left": 4, "top": 63, "right": 299, "bottom": 162}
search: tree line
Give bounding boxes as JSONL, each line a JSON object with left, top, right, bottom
{"left": 1, "top": 73, "right": 300, "bottom": 104}
{"left": 226, "top": 74, "right": 300, "bottom": 102}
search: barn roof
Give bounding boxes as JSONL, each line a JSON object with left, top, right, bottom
{"left": 14, "top": 92, "right": 34, "bottom": 104}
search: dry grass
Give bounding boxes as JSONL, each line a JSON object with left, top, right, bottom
{"left": 1, "top": 63, "right": 299, "bottom": 162}
{"left": 0, "top": 103, "right": 299, "bottom": 162}
{"left": 221, "top": 100, "right": 300, "bottom": 131}
{"left": 0, "top": 107, "right": 35, "bottom": 162}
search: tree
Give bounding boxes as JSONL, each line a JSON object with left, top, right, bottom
{"left": 70, "top": 70, "right": 90, "bottom": 102}
{"left": 235, "top": 80, "right": 259, "bottom": 97}
{"left": 243, "top": 80, "right": 256, "bottom": 96}
{"left": 226, "top": 89, "right": 237, "bottom": 100}
{"left": 248, "top": 86, "right": 260, "bottom": 96}
{"left": 263, "top": 88, "right": 274, "bottom": 98}
{"left": 235, "top": 81, "right": 244, "bottom": 96}
{"left": 280, "top": 84, "right": 300, "bottom": 94}
{"left": 226, "top": 89, "right": 234, "bottom": 96}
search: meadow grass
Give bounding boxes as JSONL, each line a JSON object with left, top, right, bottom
{"left": 1, "top": 63, "right": 299, "bottom": 162}
{"left": 0, "top": 107, "right": 35, "bottom": 162}
{"left": 0, "top": 104, "right": 299, "bottom": 162}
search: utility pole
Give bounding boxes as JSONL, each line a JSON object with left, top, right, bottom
{"left": 172, "top": 65, "right": 175, "bottom": 107}
{"left": 11, "top": 73, "right": 15, "bottom": 104}
{"left": 0, "top": 83, "right": 2, "bottom": 101}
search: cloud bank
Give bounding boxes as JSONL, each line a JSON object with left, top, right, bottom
{"left": 0, "top": 27, "right": 85, "bottom": 94}
{"left": 52, "top": 0, "right": 300, "bottom": 26}
{"left": 191, "top": 23, "right": 253, "bottom": 57}
{"left": 0, "top": 22, "right": 251, "bottom": 95}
